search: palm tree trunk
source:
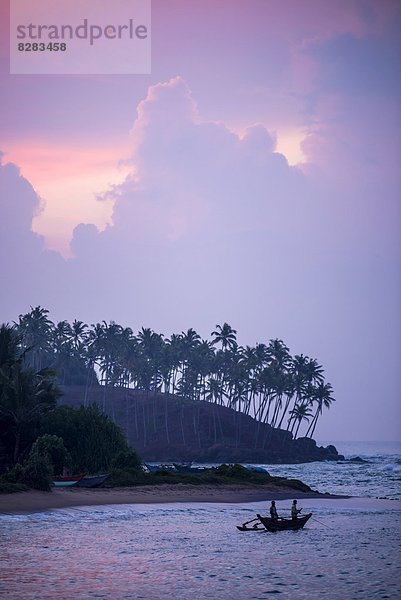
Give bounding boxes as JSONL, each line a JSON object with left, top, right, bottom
{"left": 142, "top": 401, "right": 147, "bottom": 447}
{"left": 125, "top": 387, "right": 129, "bottom": 438}
{"left": 134, "top": 396, "right": 139, "bottom": 438}
{"left": 254, "top": 393, "right": 266, "bottom": 421}
{"left": 212, "top": 405, "right": 217, "bottom": 443}
{"left": 308, "top": 413, "right": 320, "bottom": 439}
{"left": 180, "top": 405, "right": 186, "bottom": 445}
{"left": 84, "top": 363, "right": 91, "bottom": 407}
{"left": 216, "top": 406, "right": 224, "bottom": 441}
{"left": 164, "top": 394, "right": 170, "bottom": 445}
{"left": 152, "top": 393, "right": 157, "bottom": 432}
{"left": 197, "top": 405, "right": 201, "bottom": 448}
{"left": 102, "top": 383, "right": 107, "bottom": 412}
{"left": 277, "top": 394, "right": 292, "bottom": 429}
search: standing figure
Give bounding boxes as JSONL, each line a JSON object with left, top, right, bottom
{"left": 291, "top": 499, "right": 302, "bottom": 520}
{"left": 270, "top": 500, "right": 279, "bottom": 521}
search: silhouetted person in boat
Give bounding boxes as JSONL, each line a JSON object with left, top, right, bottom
{"left": 291, "top": 499, "right": 302, "bottom": 520}
{"left": 270, "top": 500, "right": 279, "bottom": 521}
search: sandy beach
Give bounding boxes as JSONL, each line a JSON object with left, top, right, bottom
{"left": 0, "top": 484, "right": 344, "bottom": 514}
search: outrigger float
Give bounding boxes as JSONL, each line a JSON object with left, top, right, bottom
{"left": 237, "top": 512, "right": 312, "bottom": 532}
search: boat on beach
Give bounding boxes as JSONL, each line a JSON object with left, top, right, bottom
{"left": 52, "top": 474, "right": 85, "bottom": 487}
{"left": 76, "top": 474, "right": 110, "bottom": 488}
{"left": 237, "top": 512, "right": 312, "bottom": 532}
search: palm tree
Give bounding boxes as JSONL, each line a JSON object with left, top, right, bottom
{"left": 268, "top": 339, "right": 291, "bottom": 370}
{"left": 254, "top": 365, "right": 275, "bottom": 423}
{"left": 115, "top": 328, "right": 134, "bottom": 387}
{"left": 166, "top": 334, "right": 184, "bottom": 396}
{"left": 0, "top": 362, "right": 60, "bottom": 463}
{"left": 179, "top": 329, "right": 201, "bottom": 399}
{"left": 289, "top": 402, "right": 313, "bottom": 439}
{"left": 287, "top": 354, "right": 309, "bottom": 431}
{"left": 15, "top": 306, "right": 54, "bottom": 370}
{"left": 306, "top": 383, "right": 335, "bottom": 438}
{"left": 69, "top": 320, "right": 88, "bottom": 352}
{"left": 181, "top": 328, "right": 201, "bottom": 351}
{"left": 211, "top": 323, "right": 237, "bottom": 351}
{"left": 205, "top": 377, "right": 223, "bottom": 404}
{"left": 98, "top": 321, "right": 124, "bottom": 387}
{"left": 50, "top": 321, "right": 73, "bottom": 385}
{"left": 137, "top": 328, "right": 165, "bottom": 392}
{"left": 52, "top": 321, "right": 71, "bottom": 351}
{"left": 0, "top": 324, "right": 21, "bottom": 367}
{"left": 276, "top": 372, "right": 296, "bottom": 430}
{"left": 191, "top": 340, "right": 215, "bottom": 401}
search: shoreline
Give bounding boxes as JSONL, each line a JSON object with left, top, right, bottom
{"left": 0, "top": 484, "right": 348, "bottom": 514}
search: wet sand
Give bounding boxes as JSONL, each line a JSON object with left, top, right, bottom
{"left": 0, "top": 484, "right": 345, "bottom": 514}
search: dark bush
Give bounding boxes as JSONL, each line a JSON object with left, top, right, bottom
{"left": 111, "top": 449, "right": 142, "bottom": 472}
{"left": 0, "top": 480, "right": 29, "bottom": 494}
{"left": 29, "top": 434, "right": 71, "bottom": 476}
{"left": 213, "top": 463, "right": 250, "bottom": 478}
{"left": 40, "top": 404, "right": 129, "bottom": 473}
{"left": 21, "top": 452, "right": 53, "bottom": 491}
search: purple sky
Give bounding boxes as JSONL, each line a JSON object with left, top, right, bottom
{"left": 1, "top": 0, "right": 400, "bottom": 442}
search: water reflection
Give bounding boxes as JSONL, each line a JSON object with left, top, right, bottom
{"left": 1, "top": 502, "right": 401, "bottom": 599}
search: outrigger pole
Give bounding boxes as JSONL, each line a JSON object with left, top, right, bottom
{"left": 241, "top": 517, "right": 260, "bottom": 526}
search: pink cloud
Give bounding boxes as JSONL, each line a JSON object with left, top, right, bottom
{"left": 3, "top": 139, "right": 132, "bottom": 186}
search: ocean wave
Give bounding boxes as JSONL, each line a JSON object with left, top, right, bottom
{"left": 382, "top": 463, "right": 401, "bottom": 472}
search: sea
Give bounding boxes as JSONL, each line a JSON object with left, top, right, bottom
{"left": 1, "top": 441, "right": 400, "bottom": 599}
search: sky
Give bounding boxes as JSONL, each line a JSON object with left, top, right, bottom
{"left": 1, "top": 0, "right": 400, "bottom": 442}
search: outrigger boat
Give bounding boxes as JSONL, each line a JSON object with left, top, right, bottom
{"left": 76, "top": 474, "right": 110, "bottom": 488}
{"left": 257, "top": 512, "right": 312, "bottom": 532}
{"left": 236, "top": 519, "right": 266, "bottom": 532}
{"left": 52, "top": 474, "right": 85, "bottom": 487}
{"left": 237, "top": 512, "right": 312, "bottom": 532}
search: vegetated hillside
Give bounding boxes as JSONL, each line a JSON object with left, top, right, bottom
{"left": 60, "top": 385, "right": 341, "bottom": 464}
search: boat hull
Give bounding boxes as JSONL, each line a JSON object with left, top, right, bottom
{"left": 256, "top": 512, "right": 312, "bottom": 532}
{"left": 52, "top": 474, "right": 85, "bottom": 487}
{"left": 52, "top": 480, "right": 79, "bottom": 487}
{"left": 76, "top": 474, "right": 110, "bottom": 488}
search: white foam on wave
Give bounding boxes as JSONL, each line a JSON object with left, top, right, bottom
{"left": 383, "top": 463, "right": 401, "bottom": 472}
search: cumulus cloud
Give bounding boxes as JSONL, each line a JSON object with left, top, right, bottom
{"left": 65, "top": 76, "right": 315, "bottom": 333}
{"left": 0, "top": 153, "right": 44, "bottom": 252}
{"left": 0, "top": 153, "right": 65, "bottom": 319}
{"left": 1, "top": 74, "right": 400, "bottom": 439}
{"left": 105, "top": 77, "right": 307, "bottom": 242}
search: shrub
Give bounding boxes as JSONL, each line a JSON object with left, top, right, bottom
{"left": 29, "top": 434, "right": 71, "bottom": 476}
{"left": 1, "top": 463, "right": 24, "bottom": 484}
{"left": 106, "top": 469, "right": 140, "bottom": 487}
{"left": 213, "top": 463, "right": 250, "bottom": 479}
{"left": 111, "top": 449, "right": 141, "bottom": 472}
{"left": 3, "top": 442, "right": 54, "bottom": 491}
{"left": 40, "top": 405, "right": 129, "bottom": 473}
{"left": 0, "top": 480, "right": 29, "bottom": 494}
{"left": 21, "top": 452, "right": 53, "bottom": 491}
